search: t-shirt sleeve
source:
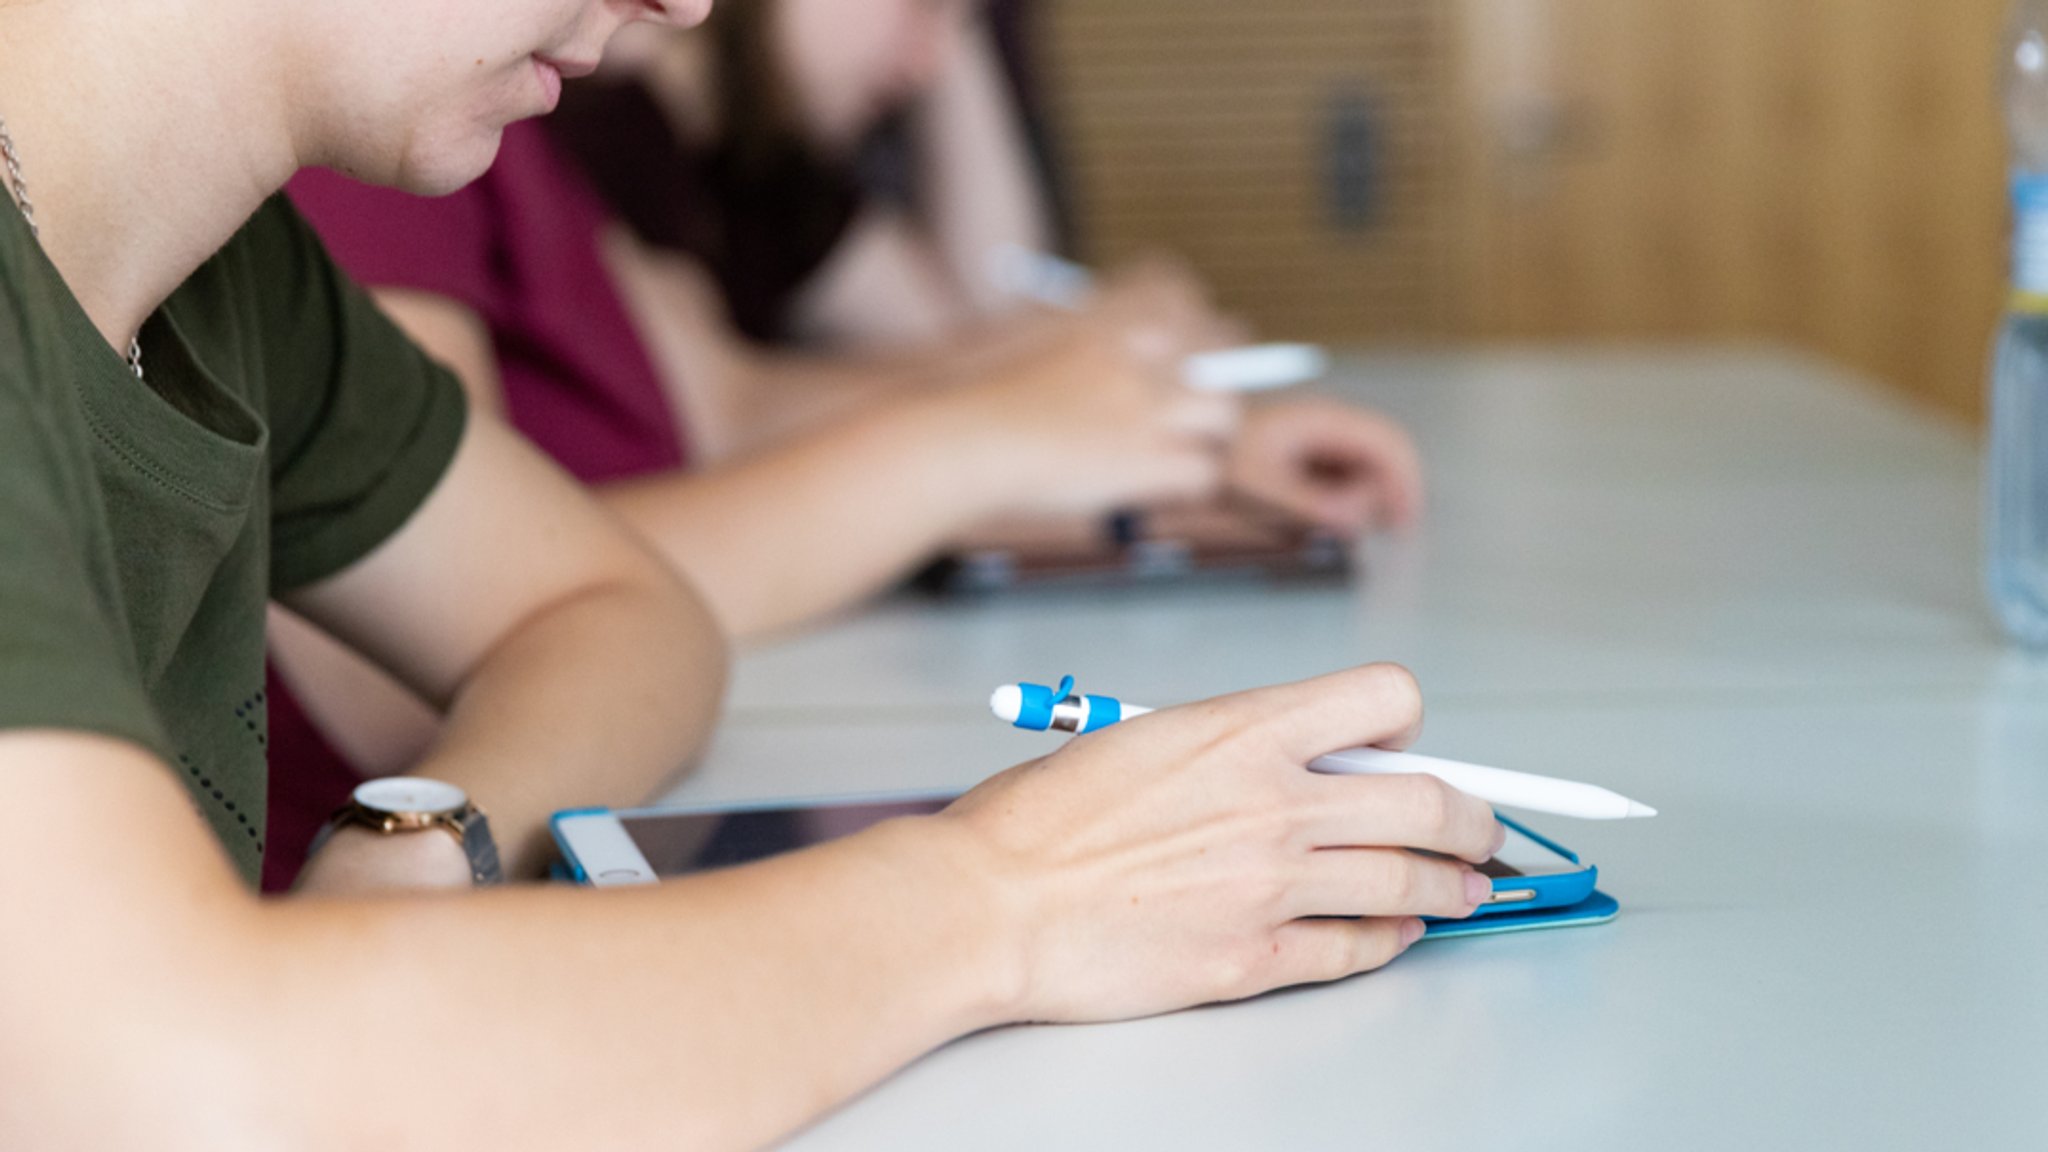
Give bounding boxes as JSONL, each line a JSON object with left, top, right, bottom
{"left": 0, "top": 364, "right": 169, "bottom": 755}
{"left": 286, "top": 168, "right": 502, "bottom": 315}
{"left": 250, "top": 197, "right": 471, "bottom": 592}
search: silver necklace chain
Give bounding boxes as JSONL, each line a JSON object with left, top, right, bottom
{"left": 0, "top": 114, "right": 146, "bottom": 381}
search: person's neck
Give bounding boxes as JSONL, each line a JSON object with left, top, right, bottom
{"left": 0, "top": 2, "right": 297, "bottom": 353}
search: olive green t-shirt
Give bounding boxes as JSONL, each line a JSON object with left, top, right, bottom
{"left": 0, "top": 195, "right": 467, "bottom": 886}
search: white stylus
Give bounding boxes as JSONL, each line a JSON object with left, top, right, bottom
{"left": 990, "top": 682, "right": 1658, "bottom": 821}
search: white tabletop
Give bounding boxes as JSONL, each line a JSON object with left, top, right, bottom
{"left": 728, "top": 349, "right": 1998, "bottom": 719}
{"left": 673, "top": 347, "right": 2045, "bottom": 1150}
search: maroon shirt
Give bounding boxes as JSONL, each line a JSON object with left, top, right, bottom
{"left": 264, "top": 122, "right": 691, "bottom": 891}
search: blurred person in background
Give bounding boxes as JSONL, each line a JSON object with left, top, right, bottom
{"left": 543, "top": 0, "right": 1428, "bottom": 532}
{"left": 554, "top": 0, "right": 1067, "bottom": 352}
{"left": 267, "top": 0, "right": 1426, "bottom": 889}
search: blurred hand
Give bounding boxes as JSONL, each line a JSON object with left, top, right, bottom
{"left": 935, "top": 664, "right": 1502, "bottom": 1024}
{"left": 925, "top": 316, "right": 1241, "bottom": 518}
{"left": 1227, "top": 398, "right": 1425, "bottom": 537}
{"left": 1087, "top": 254, "right": 1249, "bottom": 355}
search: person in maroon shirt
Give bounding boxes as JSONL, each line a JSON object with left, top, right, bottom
{"left": 549, "top": 0, "right": 1070, "bottom": 348}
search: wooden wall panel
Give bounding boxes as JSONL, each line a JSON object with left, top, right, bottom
{"left": 1043, "top": 0, "right": 2009, "bottom": 418}
{"left": 1455, "top": 0, "right": 2008, "bottom": 418}
{"left": 1041, "top": 0, "right": 1461, "bottom": 342}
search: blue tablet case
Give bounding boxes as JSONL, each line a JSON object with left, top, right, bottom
{"left": 1460, "top": 814, "right": 1601, "bottom": 921}
{"left": 1423, "top": 890, "right": 1620, "bottom": 940}
{"left": 554, "top": 803, "right": 1623, "bottom": 941}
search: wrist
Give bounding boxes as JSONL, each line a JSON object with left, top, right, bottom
{"left": 870, "top": 814, "right": 1035, "bottom": 1032}
{"left": 877, "top": 391, "right": 1029, "bottom": 531}
{"left": 300, "top": 775, "right": 503, "bottom": 893}
{"left": 296, "top": 824, "right": 474, "bottom": 895}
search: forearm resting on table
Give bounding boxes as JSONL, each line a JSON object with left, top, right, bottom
{"left": 278, "top": 418, "right": 728, "bottom": 878}
{"left": 710, "top": 307, "right": 1072, "bottom": 462}
{"left": 604, "top": 399, "right": 999, "bottom": 640}
{"left": 412, "top": 567, "right": 727, "bottom": 873}
{"left": 274, "top": 570, "right": 725, "bottom": 879}
{"left": 0, "top": 732, "right": 1013, "bottom": 1152}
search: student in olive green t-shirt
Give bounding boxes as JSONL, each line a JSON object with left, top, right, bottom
{"left": 0, "top": 1, "right": 1500, "bottom": 1147}
{"left": 0, "top": 195, "right": 479, "bottom": 883}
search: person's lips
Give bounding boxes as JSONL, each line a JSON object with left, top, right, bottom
{"left": 531, "top": 54, "right": 598, "bottom": 112}
{"left": 535, "top": 53, "right": 601, "bottom": 80}
{"left": 532, "top": 57, "right": 562, "bottom": 111}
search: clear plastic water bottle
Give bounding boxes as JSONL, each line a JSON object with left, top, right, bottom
{"left": 1988, "top": 0, "right": 2048, "bottom": 644}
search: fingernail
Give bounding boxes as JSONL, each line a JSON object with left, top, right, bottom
{"left": 1399, "top": 918, "right": 1426, "bottom": 947}
{"left": 1464, "top": 870, "right": 1492, "bottom": 907}
{"left": 1491, "top": 822, "right": 1509, "bottom": 857}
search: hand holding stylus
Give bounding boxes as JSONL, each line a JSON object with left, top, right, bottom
{"left": 941, "top": 664, "right": 1502, "bottom": 1020}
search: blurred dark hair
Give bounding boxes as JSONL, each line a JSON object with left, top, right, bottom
{"left": 703, "top": 0, "right": 811, "bottom": 180}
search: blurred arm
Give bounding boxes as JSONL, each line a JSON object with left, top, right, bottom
{"left": 787, "top": 22, "right": 1056, "bottom": 348}
{"left": 916, "top": 17, "right": 1059, "bottom": 316}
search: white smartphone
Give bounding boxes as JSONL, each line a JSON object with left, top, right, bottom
{"left": 553, "top": 793, "right": 1596, "bottom": 915}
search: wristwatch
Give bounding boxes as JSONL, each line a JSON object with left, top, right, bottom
{"left": 316, "top": 777, "right": 504, "bottom": 886}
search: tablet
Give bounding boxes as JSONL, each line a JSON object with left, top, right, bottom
{"left": 552, "top": 795, "right": 1615, "bottom": 937}
{"left": 913, "top": 505, "right": 1351, "bottom": 596}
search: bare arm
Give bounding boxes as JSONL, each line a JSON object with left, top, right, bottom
{"left": 0, "top": 731, "right": 1004, "bottom": 1151}
{"left": 264, "top": 286, "right": 1019, "bottom": 806}
{"left": 0, "top": 666, "right": 1499, "bottom": 1149}
{"left": 788, "top": 23, "right": 1055, "bottom": 349}
{"left": 602, "top": 334, "right": 1229, "bottom": 639}
{"left": 358, "top": 286, "right": 1230, "bottom": 641}
{"left": 781, "top": 210, "right": 975, "bottom": 349}
{"left": 597, "top": 235, "right": 947, "bottom": 461}
{"left": 602, "top": 230, "right": 1257, "bottom": 475}
{"left": 915, "top": 16, "right": 1060, "bottom": 317}
{"left": 282, "top": 410, "right": 727, "bottom": 875}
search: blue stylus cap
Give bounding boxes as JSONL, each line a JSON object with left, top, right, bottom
{"left": 1076, "top": 695, "right": 1122, "bottom": 733}
{"left": 993, "top": 676, "right": 1074, "bottom": 731}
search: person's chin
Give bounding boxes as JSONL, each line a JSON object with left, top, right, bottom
{"left": 392, "top": 125, "right": 509, "bottom": 197}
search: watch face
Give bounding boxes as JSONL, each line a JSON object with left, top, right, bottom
{"left": 352, "top": 777, "right": 469, "bottom": 818}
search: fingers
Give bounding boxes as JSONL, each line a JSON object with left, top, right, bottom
{"left": 1286, "top": 846, "right": 1490, "bottom": 920}
{"left": 1163, "top": 390, "right": 1242, "bottom": 441}
{"left": 1305, "top": 774, "right": 1504, "bottom": 864}
{"left": 1220, "top": 662, "right": 1427, "bottom": 765}
{"left": 1256, "top": 917, "right": 1424, "bottom": 993}
{"left": 1323, "top": 413, "right": 1424, "bottom": 530}
{"left": 1231, "top": 468, "right": 1362, "bottom": 536}
{"left": 1230, "top": 402, "right": 1426, "bottom": 534}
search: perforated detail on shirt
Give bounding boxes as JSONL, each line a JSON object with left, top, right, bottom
{"left": 232, "top": 688, "right": 269, "bottom": 751}
{"left": 175, "top": 682, "right": 270, "bottom": 860}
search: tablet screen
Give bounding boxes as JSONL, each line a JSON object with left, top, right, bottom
{"left": 618, "top": 798, "right": 952, "bottom": 877}
{"left": 1477, "top": 823, "right": 1581, "bottom": 878}
{"left": 616, "top": 799, "right": 1575, "bottom": 880}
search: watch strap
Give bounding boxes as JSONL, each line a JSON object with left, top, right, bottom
{"left": 459, "top": 808, "right": 504, "bottom": 885}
